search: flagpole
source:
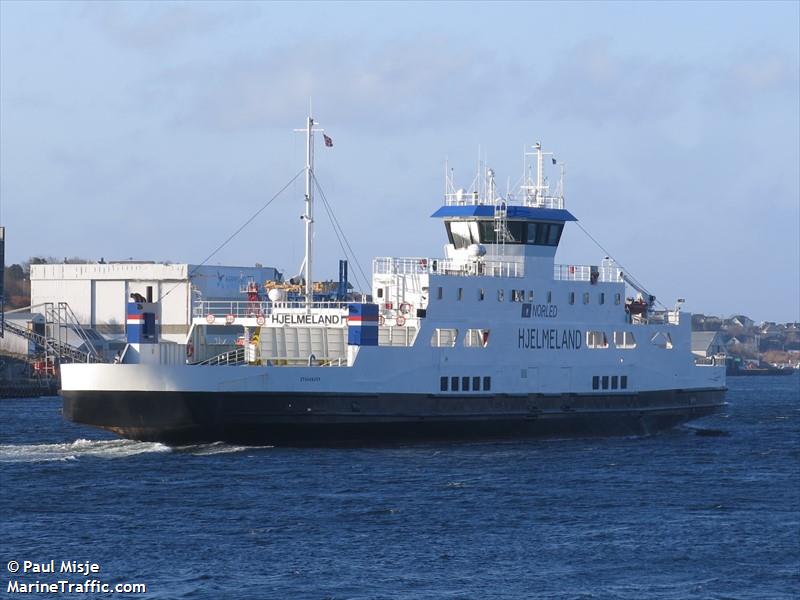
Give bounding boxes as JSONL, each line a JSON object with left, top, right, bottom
{"left": 304, "top": 115, "right": 314, "bottom": 308}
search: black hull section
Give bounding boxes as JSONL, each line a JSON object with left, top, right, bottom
{"left": 62, "top": 389, "right": 726, "bottom": 446}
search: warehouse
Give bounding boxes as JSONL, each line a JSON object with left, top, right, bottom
{"left": 30, "top": 262, "right": 282, "bottom": 344}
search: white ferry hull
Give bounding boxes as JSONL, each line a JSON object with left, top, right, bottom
{"left": 61, "top": 364, "right": 725, "bottom": 444}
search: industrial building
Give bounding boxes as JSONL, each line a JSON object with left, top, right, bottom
{"left": 30, "top": 262, "right": 282, "bottom": 344}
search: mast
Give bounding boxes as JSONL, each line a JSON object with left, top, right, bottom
{"left": 303, "top": 116, "right": 314, "bottom": 306}
{"left": 535, "top": 141, "right": 544, "bottom": 203}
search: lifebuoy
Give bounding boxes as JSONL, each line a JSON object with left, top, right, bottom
{"left": 186, "top": 342, "right": 194, "bottom": 358}
{"left": 206, "top": 314, "right": 215, "bottom": 324}
{"left": 396, "top": 315, "right": 406, "bottom": 326}
{"left": 418, "top": 259, "right": 428, "bottom": 270}
{"left": 379, "top": 315, "right": 386, "bottom": 326}
{"left": 256, "top": 315, "right": 266, "bottom": 326}
{"left": 400, "top": 302, "right": 412, "bottom": 314}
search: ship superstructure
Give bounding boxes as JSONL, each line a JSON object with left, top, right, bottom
{"left": 60, "top": 118, "right": 726, "bottom": 444}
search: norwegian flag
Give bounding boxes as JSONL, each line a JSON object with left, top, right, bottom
{"left": 323, "top": 133, "right": 333, "bottom": 148}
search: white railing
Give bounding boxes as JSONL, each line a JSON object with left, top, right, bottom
{"left": 631, "top": 309, "right": 681, "bottom": 325}
{"left": 193, "top": 300, "right": 349, "bottom": 319}
{"left": 553, "top": 264, "right": 623, "bottom": 283}
{"left": 373, "top": 257, "right": 524, "bottom": 278}
{"left": 443, "top": 195, "right": 564, "bottom": 210}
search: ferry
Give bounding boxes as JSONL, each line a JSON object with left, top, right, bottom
{"left": 60, "top": 117, "right": 727, "bottom": 444}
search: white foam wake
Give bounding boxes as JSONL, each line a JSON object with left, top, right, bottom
{"left": 0, "top": 438, "right": 172, "bottom": 463}
{"left": 174, "top": 441, "right": 265, "bottom": 456}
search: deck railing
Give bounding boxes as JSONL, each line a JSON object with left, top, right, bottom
{"left": 193, "top": 300, "right": 349, "bottom": 320}
{"left": 373, "top": 257, "right": 524, "bottom": 278}
{"left": 443, "top": 194, "right": 564, "bottom": 210}
{"left": 553, "top": 264, "right": 623, "bottom": 283}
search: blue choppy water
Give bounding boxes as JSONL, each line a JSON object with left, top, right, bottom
{"left": 1, "top": 376, "right": 798, "bottom": 599}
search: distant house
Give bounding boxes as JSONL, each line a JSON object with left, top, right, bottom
{"left": 0, "top": 312, "right": 46, "bottom": 356}
{"left": 760, "top": 336, "right": 785, "bottom": 352}
{"left": 759, "top": 323, "right": 784, "bottom": 335}
{"left": 726, "top": 335, "right": 760, "bottom": 354}
{"left": 692, "top": 314, "right": 724, "bottom": 332}
{"left": 726, "top": 336, "right": 743, "bottom": 349}
{"left": 729, "top": 315, "right": 755, "bottom": 329}
{"left": 692, "top": 331, "right": 727, "bottom": 358}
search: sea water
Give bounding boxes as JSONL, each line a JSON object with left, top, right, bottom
{"left": 1, "top": 376, "right": 798, "bottom": 599}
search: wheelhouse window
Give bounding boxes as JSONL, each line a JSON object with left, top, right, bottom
{"left": 446, "top": 221, "right": 480, "bottom": 249}
{"left": 472, "top": 220, "right": 564, "bottom": 246}
{"left": 526, "top": 222, "right": 564, "bottom": 246}
{"left": 505, "top": 222, "right": 525, "bottom": 243}
{"left": 477, "top": 220, "right": 499, "bottom": 244}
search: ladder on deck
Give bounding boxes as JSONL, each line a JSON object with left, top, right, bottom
{"left": 44, "top": 302, "right": 101, "bottom": 359}
{"left": 494, "top": 200, "right": 508, "bottom": 249}
{"left": 2, "top": 320, "right": 103, "bottom": 364}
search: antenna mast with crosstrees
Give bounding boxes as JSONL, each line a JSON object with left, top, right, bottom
{"left": 295, "top": 115, "right": 326, "bottom": 308}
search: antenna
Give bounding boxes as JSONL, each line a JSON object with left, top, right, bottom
{"left": 294, "top": 114, "right": 325, "bottom": 308}
{"left": 535, "top": 141, "right": 543, "bottom": 202}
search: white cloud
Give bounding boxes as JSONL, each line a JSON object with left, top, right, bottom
{"left": 705, "top": 50, "right": 800, "bottom": 112}
{"left": 81, "top": 2, "right": 258, "bottom": 52}
{"left": 532, "top": 39, "right": 689, "bottom": 124}
{"left": 145, "top": 37, "right": 511, "bottom": 131}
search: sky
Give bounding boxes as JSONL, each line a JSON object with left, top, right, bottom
{"left": 1, "top": 1, "right": 798, "bottom": 322}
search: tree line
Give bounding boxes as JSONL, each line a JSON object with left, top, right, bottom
{"left": 3, "top": 257, "right": 93, "bottom": 309}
